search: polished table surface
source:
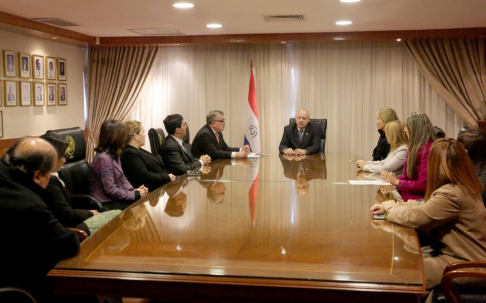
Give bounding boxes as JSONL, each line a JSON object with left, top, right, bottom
{"left": 49, "top": 153, "right": 425, "bottom": 302}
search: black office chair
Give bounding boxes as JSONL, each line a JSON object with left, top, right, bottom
{"left": 46, "top": 127, "right": 102, "bottom": 210}
{"left": 183, "top": 123, "right": 191, "bottom": 149}
{"left": 289, "top": 118, "right": 327, "bottom": 152}
{"left": 0, "top": 287, "right": 37, "bottom": 303}
{"left": 434, "top": 126, "right": 446, "bottom": 139}
{"left": 148, "top": 128, "right": 165, "bottom": 157}
{"left": 433, "top": 261, "right": 486, "bottom": 303}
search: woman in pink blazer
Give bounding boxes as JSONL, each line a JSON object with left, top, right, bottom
{"left": 382, "top": 112, "right": 436, "bottom": 201}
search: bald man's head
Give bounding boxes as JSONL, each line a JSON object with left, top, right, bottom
{"left": 2, "top": 137, "right": 57, "bottom": 188}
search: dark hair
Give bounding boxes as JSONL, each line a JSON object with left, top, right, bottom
{"left": 425, "top": 138, "right": 482, "bottom": 200}
{"left": 163, "top": 114, "right": 184, "bottom": 135}
{"left": 2, "top": 137, "right": 55, "bottom": 178}
{"left": 95, "top": 119, "right": 127, "bottom": 156}
{"left": 457, "top": 128, "right": 486, "bottom": 174}
{"left": 40, "top": 132, "right": 67, "bottom": 159}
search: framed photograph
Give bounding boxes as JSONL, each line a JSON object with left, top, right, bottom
{"left": 20, "top": 81, "right": 32, "bottom": 106}
{"left": 58, "top": 83, "right": 67, "bottom": 105}
{"left": 4, "top": 81, "right": 18, "bottom": 107}
{"left": 33, "top": 82, "right": 45, "bottom": 106}
{"left": 58, "top": 58, "right": 67, "bottom": 81}
{"left": 0, "top": 111, "right": 3, "bottom": 138}
{"left": 32, "top": 54, "right": 44, "bottom": 80}
{"left": 46, "top": 57, "right": 57, "bottom": 80}
{"left": 46, "top": 83, "right": 57, "bottom": 106}
{"left": 3, "top": 50, "right": 17, "bottom": 78}
{"left": 19, "top": 53, "right": 31, "bottom": 78}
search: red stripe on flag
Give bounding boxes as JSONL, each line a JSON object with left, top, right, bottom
{"left": 248, "top": 69, "right": 258, "bottom": 119}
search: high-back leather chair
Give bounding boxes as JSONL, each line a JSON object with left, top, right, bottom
{"left": 46, "top": 127, "right": 101, "bottom": 209}
{"left": 183, "top": 123, "right": 191, "bottom": 149}
{"left": 0, "top": 287, "right": 37, "bottom": 303}
{"left": 433, "top": 261, "right": 486, "bottom": 303}
{"left": 434, "top": 126, "right": 446, "bottom": 139}
{"left": 289, "top": 118, "right": 327, "bottom": 153}
{"left": 148, "top": 128, "right": 165, "bottom": 157}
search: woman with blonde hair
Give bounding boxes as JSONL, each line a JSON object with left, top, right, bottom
{"left": 357, "top": 120, "right": 408, "bottom": 174}
{"left": 121, "top": 120, "right": 175, "bottom": 192}
{"left": 372, "top": 108, "right": 399, "bottom": 161}
{"left": 371, "top": 138, "right": 486, "bottom": 289}
{"left": 382, "top": 112, "right": 436, "bottom": 201}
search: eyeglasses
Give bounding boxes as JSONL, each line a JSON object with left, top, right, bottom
{"left": 214, "top": 120, "right": 225, "bottom": 123}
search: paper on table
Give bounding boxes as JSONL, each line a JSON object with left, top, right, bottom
{"left": 348, "top": 180, "right": 391, "bottom": 185}
{"left": 247, "top": 153, "right": 265, "bottom": 159}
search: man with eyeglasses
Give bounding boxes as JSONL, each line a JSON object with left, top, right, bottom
{"left": 192, "top": 110, "right": 250, "bottom": 160}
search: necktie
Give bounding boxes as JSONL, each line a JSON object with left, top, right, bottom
{"left": 298, "top": 129, "right": 304, "bottom": 141}
{"left": 215, "top": 132, "right": 220, "bottom": 144}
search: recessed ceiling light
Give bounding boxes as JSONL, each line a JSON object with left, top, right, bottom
{"left": 173, "top": 3, "right": 194, "bottom": 8}
{"left": 207, "top": 23, "right": 223, "bottom": 28}
{"left": 340, "top": 0, "right": 361, "bottom": 2}
{"left": 282, "top": 41, "right": 286, "bottom": 44}
{"left": 334, "top": 37, "right": 346, "bottom": 40}
{"left": 52, "top": 36, "right": 57, "bottom": 40}
{"left": 336, "top": 20, "right": 352, "bottom": 25}
{"left": 396, "top": 38, "right": 402, "bottom": 42}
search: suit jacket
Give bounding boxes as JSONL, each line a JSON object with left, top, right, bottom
{"left": 372, "top": 130, "right": 390, "bottom": 161}
{"left": 278, "top": 123, "right": 321, "bottom": 154}
{"left": 121, "top": 145, "right": 172, "bottom": 191}
{"left": 161, "top": 135, "right": 202, "bottom": 176}
{"left": 191, "top": 125, "right": 239, "bottom": 159}
{"left": 89, "top": 151, "right": 137, "bottom": 203}
{"left": 45, "top": 175, "right": 92, "bottom": 233}
{"left": 397, "top": 140, "right": 433, "bottom": 201}
{"left": 386, "top": 184, "right": 486, "bottom": 287}
{"left": 0, "top": 160, "right": 79, "bottom": 296}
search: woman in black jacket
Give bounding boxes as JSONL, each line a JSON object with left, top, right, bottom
{"left": 41, "top": 132, "right": 120, "bottom": 235}
{"left": 121, "top": 120, "right": 175, "bottom": 192}
{"left": 372, "top": 108, "right": 399, "bottom": 161}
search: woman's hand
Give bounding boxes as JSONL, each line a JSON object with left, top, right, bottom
{"left": 370, "top": 203, "right": 385, "bottom": 215}
{"left": 135, "top": 185, "right": 148, "bottom": 198}
{"left": 381, "top": 171, "right": 399, "bottom": 186}
{"left": 356, "top": 159, "right": 367, "bottom": 169}
{"left": 90, "top": 210, "right": 100, "bottom": 216}
{"left": 169, "top": 173, "right": 176, "bottom": 181}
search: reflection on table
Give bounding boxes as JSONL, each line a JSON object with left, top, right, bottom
{"left": 49, "top": 154, "right": 425, "bottom": 302}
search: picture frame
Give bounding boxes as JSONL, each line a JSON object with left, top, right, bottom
{"left": 33, "top": 82, "right": 45, "bottom": 106}
{"left": 46, "top": 83, "right": 57, "bottom": 106}
{"left": 58, "top": 83, "right": 67, "bottom": 105}
{"left": 3, "top": 50, "right": 17, "bottom": 78}
{"left": 32, "top": 54, "right": 44, "bottom": 80}
{"left": 19, "top": 53, "right": 31, "bottom": 79}
{"left": 0, "top": 111, "right": 3, "bottom": 138}
{"left": 46, "top": 56, "right": 57, "bottom": 80}
{"left": 4, "top": 80, "right": 18, "bottom": 107}
{"left": 20, "top": 81, "right": 32, "bottom": 106}
{"left": 57, "top": 58, "right": 67, "bottom": 81}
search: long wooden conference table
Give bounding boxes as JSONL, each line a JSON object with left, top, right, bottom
{"left": 49, "top": 153, "right": 426, "bottom": 302}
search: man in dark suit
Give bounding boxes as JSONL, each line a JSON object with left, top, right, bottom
{"left": 0, "top": 137, "right": 80, "bottom": 301}
{"left": 279, "top": 109, "right": 321, "bottom": 155}
{"left": 192, "top": 110, "right": 249, "bottom": 160}
{"left": 161, "top": 114, "right": 211, "bottom": 176}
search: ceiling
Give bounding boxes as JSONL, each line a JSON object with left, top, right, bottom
{"left": 0, "top": 0, "right": 485, "bottom": 38}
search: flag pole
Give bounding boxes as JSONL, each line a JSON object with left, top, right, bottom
{"left": 250, "top": 59, "right": 253, "bottom": 69}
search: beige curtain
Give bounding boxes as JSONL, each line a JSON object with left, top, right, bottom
{"left": 86, "top": 46, "right": 159, "bottom": 160}
{"left": 130, "top": 41, "right": 463, "bottom": 158}
{"left": 405, "top": 38, "right": 486, "bottom": 127}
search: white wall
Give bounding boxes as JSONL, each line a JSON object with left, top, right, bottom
{"left": 0, "top": 30, "right": 84, "bottom": 139}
